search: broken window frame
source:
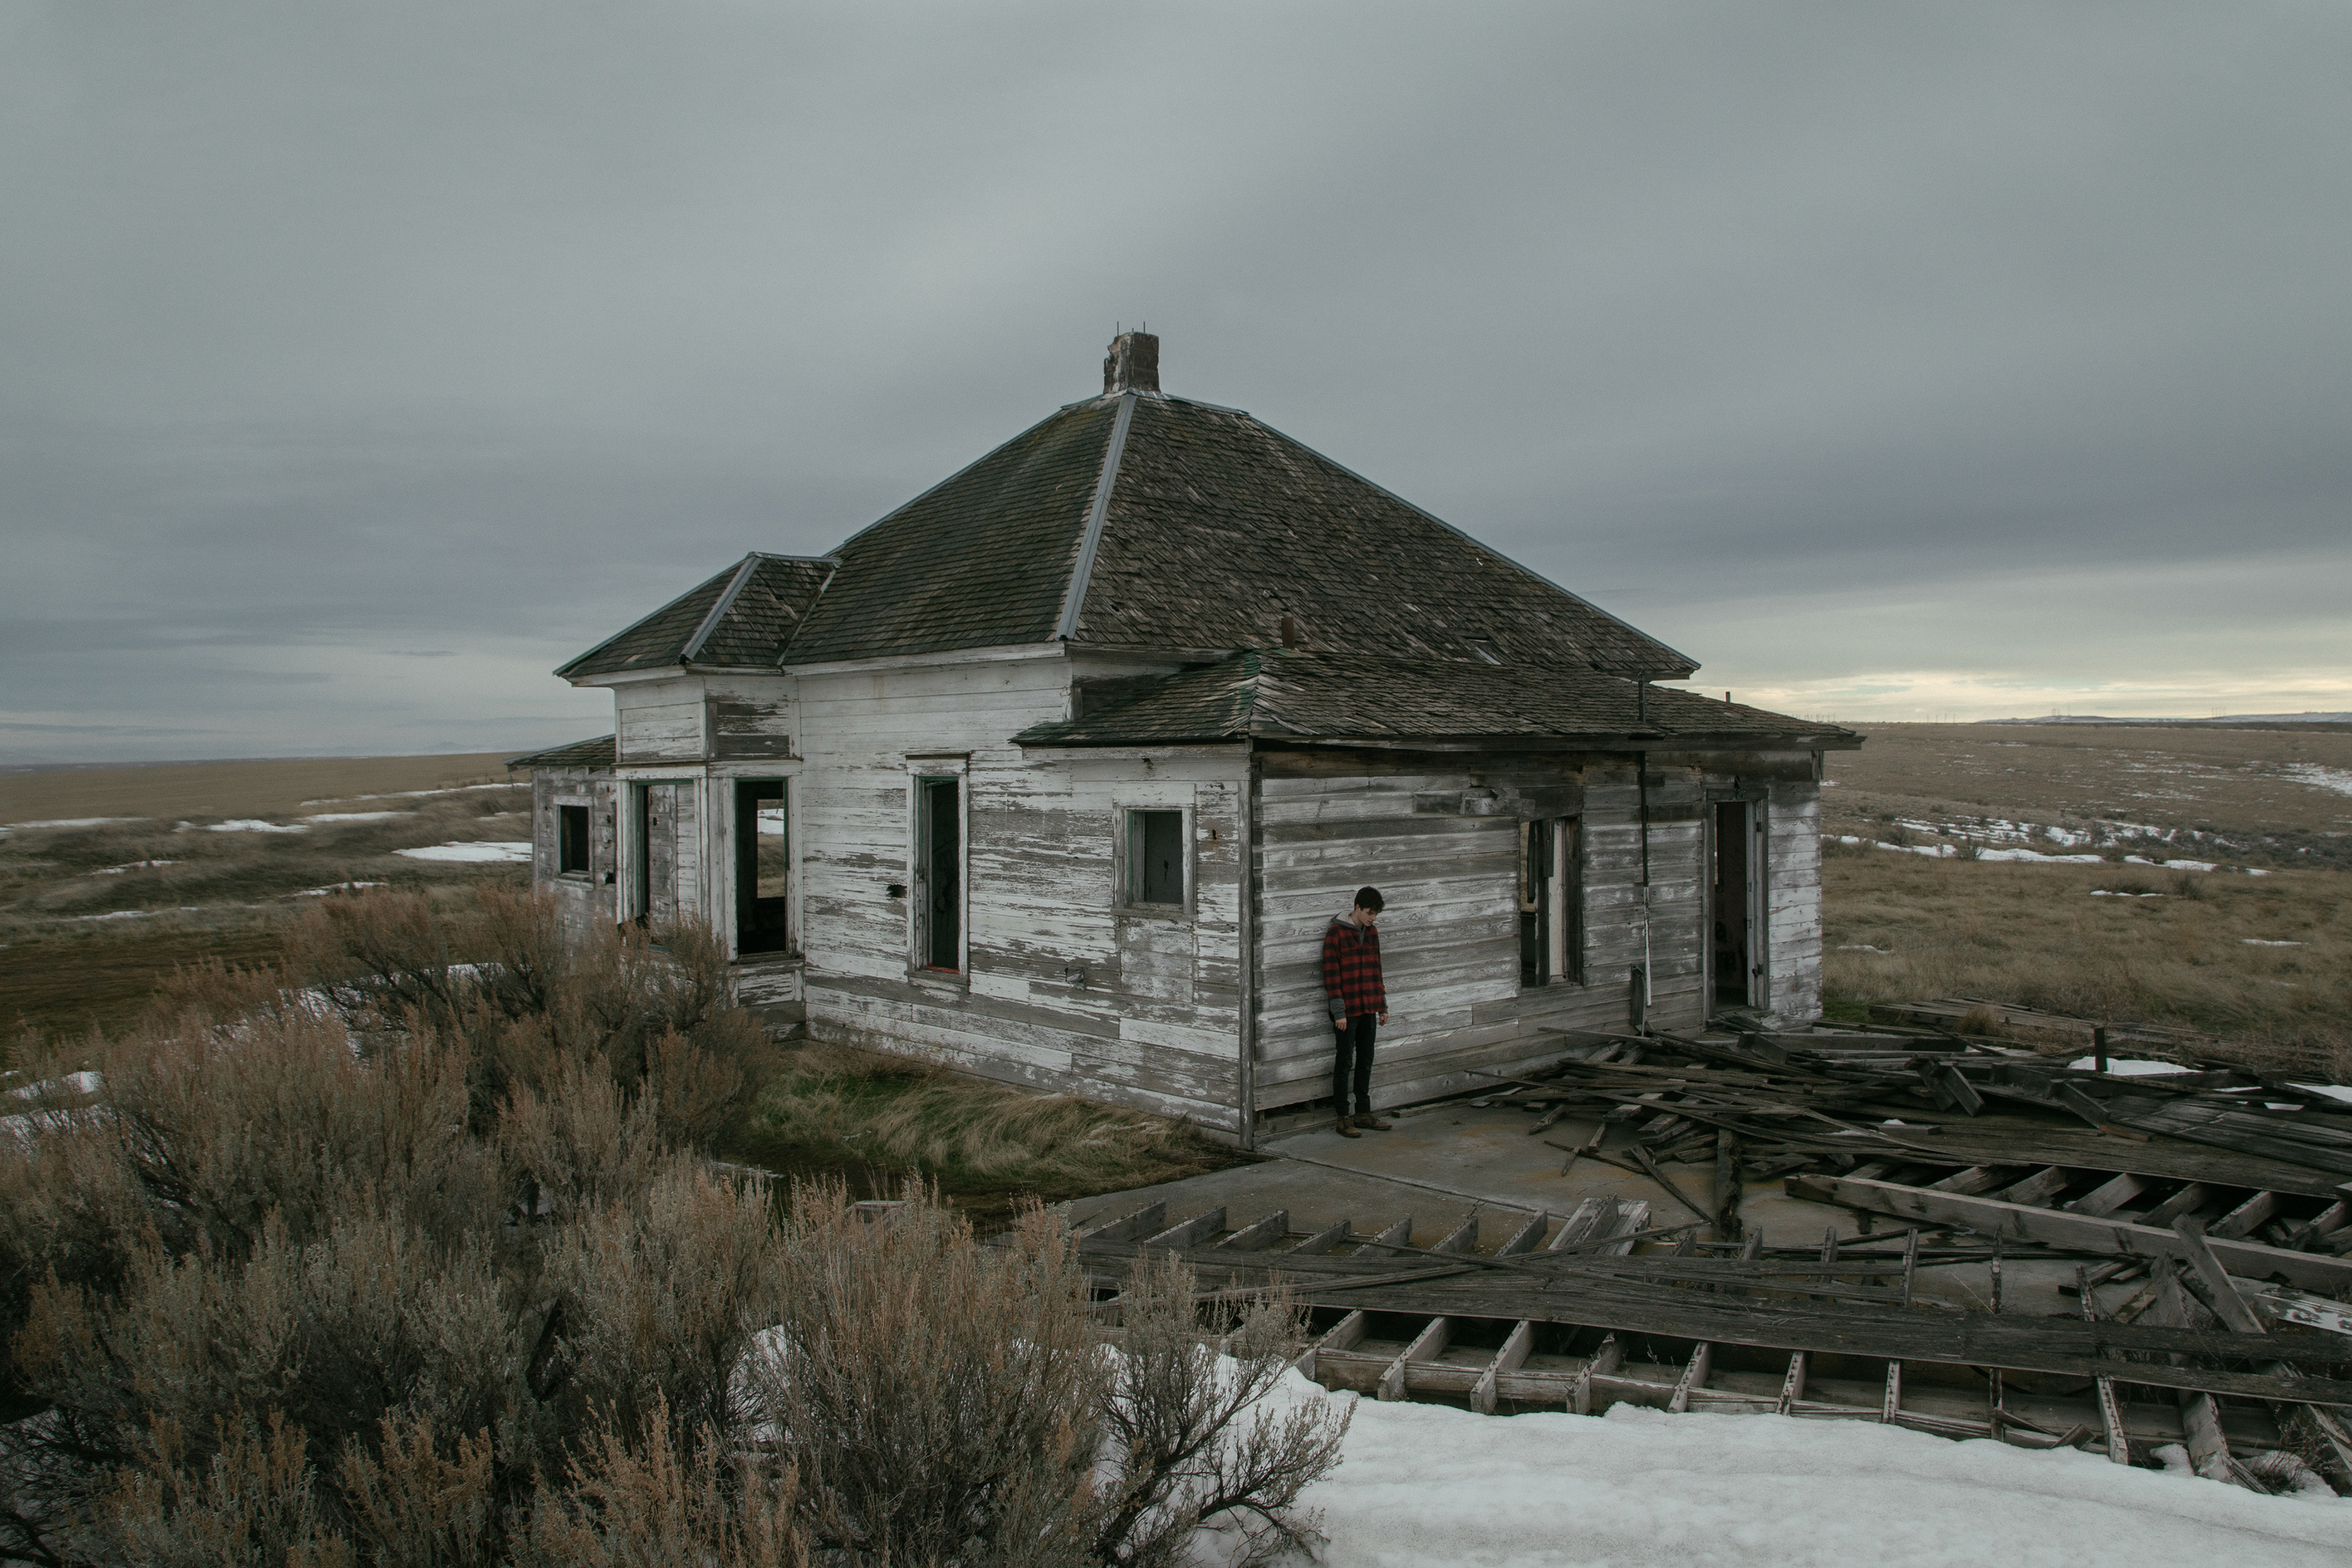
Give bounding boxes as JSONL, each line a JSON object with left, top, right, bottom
{"left": 556, "top": 802, "right": 591, "bottom": 877}
{"left": 1121, "top": 806, "right": 1191, "bottom": 915}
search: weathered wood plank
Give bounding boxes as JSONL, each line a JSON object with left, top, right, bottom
{"left": 1787, "top": 1174, "right": 2352, "bottom": 1292}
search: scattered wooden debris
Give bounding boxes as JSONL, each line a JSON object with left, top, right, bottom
{"left": 1063, "top": 1002, "right": 2352, "bottom": 1494}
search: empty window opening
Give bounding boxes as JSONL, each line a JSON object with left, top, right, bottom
{"left": 1519, "top": 816, "right": 1582, "bottom": 986}
{"left": 557, "top": 804, "right": 590, "bottom": 875}
{"left": 1130, "top": 809, "right": 1185, "bottom": 906}
{"left": 916, "top": 775, "right": 961, "bottom": 971}
{"left": 734, "top": 779, "right": 789, "bottom": 956}
{"left": 1519, "top": 818, "right": 1553, "bottom": 984}
{"left": 1713, "top": 802, "right": 1755, "bottom": 1006}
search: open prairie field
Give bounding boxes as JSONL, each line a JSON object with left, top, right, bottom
{"left": 1, "top": 753, "right": 538, "bottom": 1040}
{"left": 1821, "top": 723, "right": 2352, "bottom": 1069}
{"left": 0, "top": 750, "right": 521, "bottom": 825}
{"left": 1819, "top": 721, "right": 2352, "bottom": 866}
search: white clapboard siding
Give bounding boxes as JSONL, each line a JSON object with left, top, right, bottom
{"left": 785, "top": 654, "right": 1252, "bottom": 1129}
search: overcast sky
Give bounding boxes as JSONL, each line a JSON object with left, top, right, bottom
{"left": 6, "top": 2, "right": 2348, "bottom": 764}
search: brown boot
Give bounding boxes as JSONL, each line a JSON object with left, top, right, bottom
{"left": 1335, "top": 1116, "right": 1362, "bottom": 1138}
{"left": 1355, "top": 1113, "right": 1393, "bottom": 1131}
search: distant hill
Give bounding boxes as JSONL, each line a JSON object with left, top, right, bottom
{"left": 1977, "top": 712, "right": 2352, "bottom": 727}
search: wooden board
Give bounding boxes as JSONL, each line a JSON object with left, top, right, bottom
{"left": 1787, "top": 1174, "right": 2352, "bottom": 1292}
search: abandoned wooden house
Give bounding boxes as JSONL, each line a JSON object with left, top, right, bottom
{"left": 510, "top": 331, "right": 1860, "bottom": 1146}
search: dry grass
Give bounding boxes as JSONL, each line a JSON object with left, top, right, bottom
{"left": 1822, "top": 845, "right": 2351, "bottom": 1072}
{"left": 1, "top": 780, "right": 539, "bottom": 1042}
{"left": 0, "top": 752, "right": 524, "bottom": 825}
{"left": 722, "top": 1044, "right": 1252, "bottom": 1221}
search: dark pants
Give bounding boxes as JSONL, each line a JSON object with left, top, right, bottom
{"left": 1332, "top": 1014, "right": 1378, "bottom": 1117}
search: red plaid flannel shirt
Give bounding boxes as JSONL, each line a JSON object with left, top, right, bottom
{"left": 1321, "top": 916, "right": 1385, "bottom": 1020}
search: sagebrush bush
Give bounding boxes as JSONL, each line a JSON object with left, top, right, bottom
{"left": 0, "top": 888, "right": 1344, "bottom": 1567}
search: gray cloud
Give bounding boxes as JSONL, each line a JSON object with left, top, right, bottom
{"left": 4, "top": 2, "right": 2347, "bottom": 761}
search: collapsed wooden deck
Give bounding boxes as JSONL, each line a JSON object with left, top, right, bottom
{"left": 1075, "top": 1194, "right": 2352, "bottom": 1490}
{"left": 1056, "top": 1003, "right": 2352, "bottom": 1496}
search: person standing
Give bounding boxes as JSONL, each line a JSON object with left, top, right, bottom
{"left": 1323, "top": 886, "right": 1390, "bottom": 1137}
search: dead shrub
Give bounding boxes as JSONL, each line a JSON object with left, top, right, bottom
{"left": 282, "top": 883, "right": 760, "bottom": 1150}
{"left": 752, "top": 1188, "right": 1104, "bottom": 1567}
{"left": 527, "top": 1159, "right": 783, "bottom": 1447}
{"left": 519, "top": 1396, "right": 803, "bottom": 1568}
{"left": 96, "top": 1410, "right": 350, "bottom": 1568}
{"left": 3, "top": 911, "right": 1329, "bottom": 1568}
{"left": 1091, "top": 1257, "right": 1349, "bottom": 1568}
{"left": 1956, "top": 1003, "right": 2005, "bottom": 1036}
{"left": 335, "top": 1413, "right": 497, "bottom": 1568}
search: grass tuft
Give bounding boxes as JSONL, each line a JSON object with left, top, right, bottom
{"left": 722, "top": 1044, "right": 1250, "bottom": 1221}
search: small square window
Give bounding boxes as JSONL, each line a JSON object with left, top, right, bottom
{"left": 558, "top": 804, "right": 591, "bottom": 875}
{"left": 1129, "top": 810, "right": 1185, "bottom": 907}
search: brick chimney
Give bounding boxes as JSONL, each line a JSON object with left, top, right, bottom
{"left": 1102, "top": 330, "right": 1159, "bottom": 395}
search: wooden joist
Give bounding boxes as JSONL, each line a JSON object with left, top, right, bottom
{"left": 1785, "top": 1173, "right": 2352, "bottom": 1292}
{"left": 1140, "top": 1207, "right": 1227, "bottom": 1250}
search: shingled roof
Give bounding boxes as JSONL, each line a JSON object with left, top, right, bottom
{"left": 557, "top": 553, "right": 834, "bottom": 679}
{"left": 1012, "top": 650, "right": 1860, "bottom": 752}
{"left": 561, "top": 334, "right": 1700, "bottom": 681}
{"left": 507, "top": 734, "right": 617, "bottom": 769}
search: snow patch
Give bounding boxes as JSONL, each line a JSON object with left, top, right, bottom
{"left": 393, "top": 841, "right": 532, "bottom": 864}
{"left": 192, "top": 818, "right": 308, "bottom": 834}
{"left": 301, "top": 810, "right": 415, "bottom": 823}
{"left": 292, "top": 881, "right": 389, "bottom": 897}
{"left": 2243, "top": 939, "right": 2305, "bottom": 947}
{"left": 301, "top": 783, "right": 513, "bottom": 805}
{"left": 6, "top": 1071, "right": 103, "bottom": 1101}
{"left": 2282, "top": 763, "right": 2352, "bottom": 798}
{"left": 0, "top": 816, "right": 147, "bottom": 834}
{"left": 2068, "top": 1057, "right": 2193, "bottom": 1076}
{"left": 88, "top": 859, "right": 176, "bottom": 875}
{"left": 1281, "top": 1374, "right": 2349, "bottom": 1567}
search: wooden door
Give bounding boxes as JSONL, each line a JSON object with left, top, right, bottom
{"left": 638, "top": 783, "right": 682, "bottom": 927}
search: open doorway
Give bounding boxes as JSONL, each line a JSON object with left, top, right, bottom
{"left": 1711, "top": 801, "right": 1754, "bottom": 1008}
{"left": 734, "top": 779, "right": 789, "bottom": 956}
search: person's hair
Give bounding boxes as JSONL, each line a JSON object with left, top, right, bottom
{"left": 1353, "top": 886, "right": 1384, "bottom": 913}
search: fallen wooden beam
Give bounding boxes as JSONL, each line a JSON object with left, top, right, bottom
{"left": 1784, "top": 1174, "right": 2352, "bottom": 1292}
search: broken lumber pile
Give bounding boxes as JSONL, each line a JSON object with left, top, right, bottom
{"left": 1067, "top": 1188, "right": 2352, "bottom": 1491}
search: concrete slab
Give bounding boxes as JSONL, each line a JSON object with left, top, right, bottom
{"left": 1063, "top": 1097, "right": 2081, "bottom": 1316}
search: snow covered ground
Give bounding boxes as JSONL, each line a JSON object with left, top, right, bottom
{"left": 2283, "top": 764, "right": 2352, "bottom": 799}
{"left": 1283, "top": 1379, "right": 2349, "bottom": 1567}
{"left": 392, "top": 840, "right": 532, "bottom": 863}
{"left": 1829, "top": 837, "right": 2266, "bottom": 874}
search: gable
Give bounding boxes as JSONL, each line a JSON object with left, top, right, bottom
{"left": 775, "top": 398, "right": 1124, "bottom": 666}
{"left": 559, "top": 552, "right": 834, "bottom": 680}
